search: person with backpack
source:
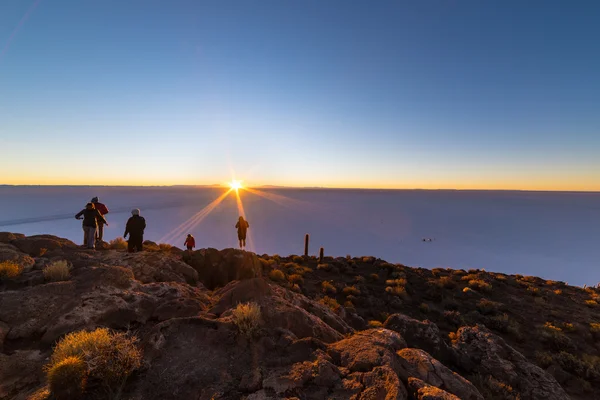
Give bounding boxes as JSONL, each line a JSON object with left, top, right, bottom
{"left": 124, "top": 209, "right": 146, "bottom": 253}
{"left": 75, "top": 203, "right": 108, "bottom": 250}
{"left": 184, "top": 234, "right": 196, "bottom": 251}
{"left": 235, "top": 216, "right": 249, "bottom": 249}
{"left": 91, "top": 196, "right": 109, "bottom": 242}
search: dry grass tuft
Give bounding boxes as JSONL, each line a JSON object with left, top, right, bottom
{"left": 319, "top": 296, "right": 341, "bottom": 313}
{"left": 385, "top": 278, "right": 407, "bottom": 287}
{"left": 43, "top": 260, "right": 71, "bottom": 282}
{"left": 109, "top": 237, "right": 128, "bottom": 251}
{"left": 268, "top": 269, "right": 286, "bottom": 282}
{"left": 585, "top": 299, "right": 598, "bottom": 307}
{"left": 321, "top": 281, "right": 337, "bottom": 295}
{"left": 232, "top": 302, "right": 262, "bottom": 337}
{"left": 368, "top": 320, "right": 383, "bottom": 328}
{"left": 317, "top": 263, "right": 331, "bottom": 271}
{"left": 468, "top": 279, "right": 492, "bottom": 293}
{"left": 0, "top": 261, "right": 22, "bottom": 280}
{"left": 342, "top": 285, "right": 361, "bottom": 296}
{"left": 47, "top": 356, "right": 88, "bottom": 400}
{"left": 386, "top": 285, "right": 409, "bottom": 299}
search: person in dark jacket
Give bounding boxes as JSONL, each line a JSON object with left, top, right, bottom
{"left": 91, "top": 196, "right": 109, "bottom": 242}
{"left": 124, "top": 209, "right": 146, "bottom": 253}
{"left": 184, "top": 234, "right": 195, "bottom": 251}
{"left": 75, "top": 203, "right": 108, "bottom": 250}
{"left": 235, "top": 216, "right": 249, "bottom": 249}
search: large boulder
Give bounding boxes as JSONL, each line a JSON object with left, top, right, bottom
{"left": 0, "top": 243, "right": 35, "bottom": 272}
{"left": 328, "top": 329, "right": 407, "bottom": 373}
{"left": 12, "top": 235, "right": 77, "bottom": 257}
{"left": 451, "top": 325, "right": 569, "bottom": 400}
{"left": 396, "top": 348, "right": 483, "bottom": 400}
{"left": 354, "top": 366, "right": 408, "bottom": 399}
{"left": 0, "top": 232, "right": 25, "bottom": 244}
{"left": 99, "top": 251, "right": 199, "bottom": 284}
{"left": 183, "top": 248, "right": 262, "bottom": 289}
{"left": 384, "top": 314, "right": 451, "bottom": 362}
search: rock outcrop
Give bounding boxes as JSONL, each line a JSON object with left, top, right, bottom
{"left": 0, "top": 233, "right": 587, "bottom": 400}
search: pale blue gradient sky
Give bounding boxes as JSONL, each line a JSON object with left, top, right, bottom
{"left": 0, "top": 0, "right": 599, "bottom": 189}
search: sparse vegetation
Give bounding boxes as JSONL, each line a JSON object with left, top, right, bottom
{"left": 268, "top": 269, "right": 286, "bottom": 282}
{"left": 476, "top": 298, "right": 501, "bottom": 315}
{"left": 288, "top": 273, "right": 304, "bottom": 284}
{"left": 585, "top": 299, "right": 598, "bottom": 307}
{"left": 292, "top": 255, "right": 304, "bottom": 264}
{"left": 321, "top": 281, "right": 337, "bottom": 295}
{"left": 540, "top": 322, "right": 572, "bottom": 350}
{"left": 109, "top": 237, "right": 128, "bottom": 250}
{"left": 385, "top": 278, "right": 407, "bottom": 287}
{"left": 0, "top": 261, "right": 22, "bottom": 280}
{"left": 438, "top": 276, "right": 456, "bottom": 288}
{"left": 342, "top": 285, "right": 360, "bottom": 296}
{"left": 232, "top": 302, "right": 262, "bottom": 337}
{"left": 527, "top": 285, "right": 541, "bottom": 296}
{"left": 367, "top": 320, "right": 383, "bottom": 328}
{"left": 43, "top": 260, "right": 71, "bottom": 282}
{"left": 385, "top": 285, "right": 409, "bottom": 299}
{"left": 317, "top": 263, "right": 331, "bottom": 271}
{"left": 468, "top": 279, "right": 492, "bottom": 293}
{"left": 47, "top": 328, "right": 141, "bottom": 400}
{"left": 319, "top": 296, "right": 341, "bottom": 313}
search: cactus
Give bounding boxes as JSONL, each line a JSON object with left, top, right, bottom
{"left": 304, "top": 234, "right": 310, "bottom": 256}
{"left": 319, "top": 247, "right": 324, "bottom": 263}
{"left": 47, "top": 356, "right": 88, "bottom": 400}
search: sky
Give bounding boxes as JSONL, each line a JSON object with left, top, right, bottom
{"left": 0, "top": 0, "right": 599, "bottom": 190}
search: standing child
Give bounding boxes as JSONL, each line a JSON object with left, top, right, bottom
{"left": 184, "top": 234, "right": 195, "bottom": 251}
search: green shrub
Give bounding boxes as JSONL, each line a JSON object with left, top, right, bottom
{"left": 321, "top": 281, "right": 337, "bottom": 295}
{"left": 268, "top": 269, "right": 286, "bottom": 282}
{"left": 43, "top": 260, "right": 71, "bottom": 282}
{"left": 47, "top": 356, "right": 88, "bottom": 400}
{"left": 232, "top": 302, "right": 262, "bottom": 337}
{"left": 48, "top": 328, "right": 141, "bottom": 400}
{"left": 0, "top": 261, "right": 22, "bottom": 280}
{"left": 109, "top": 237, "right": 128, "bottom": 250}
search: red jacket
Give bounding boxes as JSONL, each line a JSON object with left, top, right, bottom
{"left": 184, "top": 236, "right": 196, "bottom": 248}
{"left": 94, "top": 202, "right": 109, "bottom": 215}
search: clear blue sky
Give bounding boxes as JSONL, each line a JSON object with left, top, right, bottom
{"left": 1, "top": 0, "right": 599, "bottom": 189}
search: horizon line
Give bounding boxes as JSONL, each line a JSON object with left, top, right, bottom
{"left": 0, "top": 183, "right": 599, "bottom": 194}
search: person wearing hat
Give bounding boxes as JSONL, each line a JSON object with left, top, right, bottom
{"left": 91, "top": 196, "right": 109, "bottom": 242}
{"left": 75, "top": 203, "right": 108, "bottom": 250}
{"left": 124, "top": 209, "right": 146, "bottom": 253}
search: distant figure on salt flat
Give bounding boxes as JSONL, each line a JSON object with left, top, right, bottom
{"left": 91, "top": 196, "right": 109, "bottom": 242}
{"left": 184, "top": 234, "right": 196, "bottom": 251}
{"left": 124, "top": 209, "right": 146, "bottom": 253}
{"left": 235, "top": 216, "right": 249, "bottom": 249}
{"left": 75, "top": 202, "right": 107, "bottom": 250}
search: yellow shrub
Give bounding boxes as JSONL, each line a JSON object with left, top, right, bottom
{"left": 586, "top": 299, "right": 599, "bottom": 307}
{"left": 0, "top": 261, "right": 22, "bottom": 279}
{"left": 47, "top": 356, "right": 88, "bottom": 400}
{"left": 342, "top": 285, "right": 361, "bottom": 296}
{"left": 590, "top": 322, "right": 600, "bottom": 334}
{"left": 43, "top": 260, "right": 71, "bottom": 282}
{"left": 468, "top": 279, "right": 492, "bottom": 293}
{"left": 386, "top": 285, "right": 409, "bottom": 299}
{"left": 48, "top": 328, "right": 141, "bottom": 399}
{"left": 368, "top": 320, "right": 383, "bottom": 328}
{"left": 321, "top": 281, "right": 337, "bottom": 295}
{"left": 268, "top": 269, "right": 286, "bottom": 282}
{"left": 232, "top": 302, "right": 262, "bottom": 337}
{"left": 317, "top": 263, "right": 331, "bottom": 271}
{"left": 109, "top": 237, "right": 128, "bottom": 250}
{"left": 385, "top": 278, "right": 407, "bottom": 287}
{"left": 288, "top": 274, "right": 304, "bottom": 284}
{"left": 319, "top": 296, "right": 341, "bottom": 313}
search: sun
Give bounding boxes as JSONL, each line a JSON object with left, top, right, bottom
{"left": 229, "top": 180, "right": 243, "bottom": 190}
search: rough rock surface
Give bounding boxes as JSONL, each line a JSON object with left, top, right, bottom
{"left": 11, "top": 235, "right": 77, "bottom": 257}
{"left": 451, "top": 325, "right": 569, "bottom": 400}
{"left": 0, "top": 243, "right": 35, "bottom": 272}
{"left": 396, "top": 348, "right": 483, "bottom": 400}
{"left": 407, "top": 378, "right": 460, "bottom": 400}
{"left": 183, "top": 248, "right": 262, "bottom": 289}
{"left": 384, "top": 314, "right": 451, "bottom": 362}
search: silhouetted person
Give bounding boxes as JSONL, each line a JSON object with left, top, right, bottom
{"left": 75, "top": 203, "right": 107, "bottom": 250}
{"left": 235, "top": 216, "right": 249, "bottom": 249}
{"left": 184, "top": 234, "right": 195, "bottom": 251}
{"left": 124, "top": 209, "right": 146, "bottom": 253}
{"left": 91, "top": 196, "right": 109, "bottom": 242}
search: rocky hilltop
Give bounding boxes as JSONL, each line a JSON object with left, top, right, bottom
{"left": 0, "top": 233, "right": 599, "bottom": 400}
